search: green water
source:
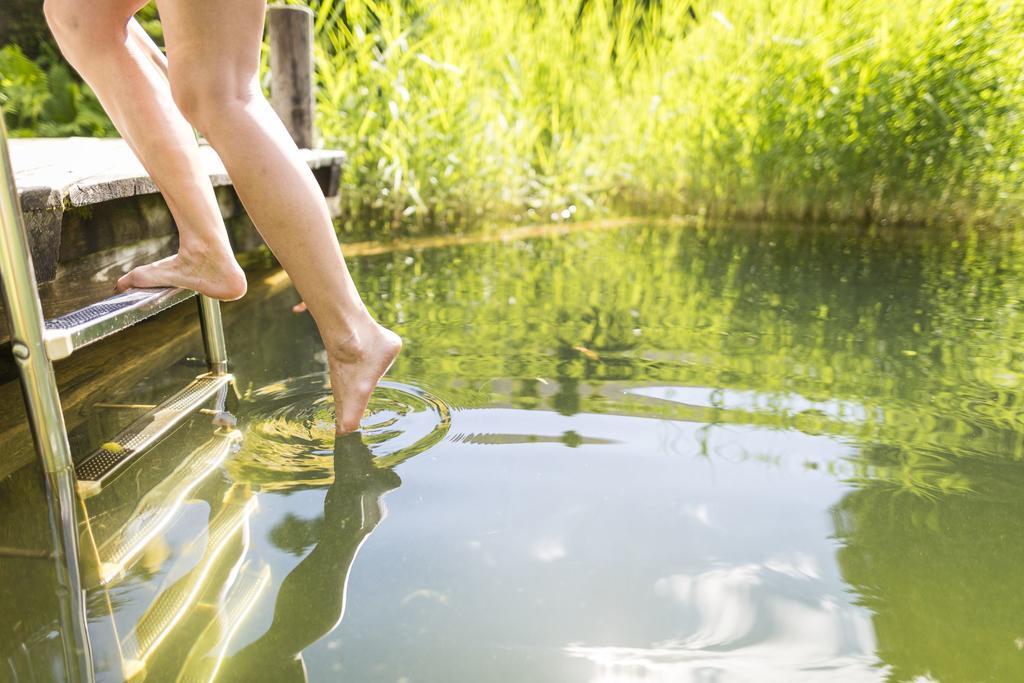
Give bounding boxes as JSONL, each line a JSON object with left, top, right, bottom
{"left": 7, "top": 220, "right": 1024, "bottom": 682}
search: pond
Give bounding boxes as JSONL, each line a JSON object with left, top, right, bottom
{"left": 8, "top": 219, "right": 1024, "bottom": 682}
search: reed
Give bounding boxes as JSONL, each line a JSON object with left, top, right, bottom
{"left": 289, "top": 0, "right": 1024, "bottom": 233}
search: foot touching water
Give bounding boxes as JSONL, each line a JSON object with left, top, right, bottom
{"left": 117, "top": 252, "right": 399, "bottom": 433}
{"left": 327, "top": 319, "right": 403, "bottom": 434}
{"left": 115, "top": 249, "right": 248, "bottom": 301}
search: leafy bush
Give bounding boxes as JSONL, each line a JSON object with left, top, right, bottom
{"left": 0, "top": 44, "right": 114, "bottom": 137}
{"left": 2, "top": 1, "right": 1022, "bottom": 232}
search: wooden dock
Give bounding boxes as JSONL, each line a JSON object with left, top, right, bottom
{"left": 4, "top": 137, "right": 343, "bottom": 338}
{"left": 12, "top": 137, "right": 342, "bottom": 229}
{"left": 0, "top": 134, "right": 344, "bottom": 478}
{"left": 11, "top": 136, "right": 344, "bottom": 281}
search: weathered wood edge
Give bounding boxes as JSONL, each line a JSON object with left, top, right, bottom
{"left": 16, "top": 146, "right": 345, "bottom": 212}
{"left": 9, "top": 139, "right": 344, "bottom": 283}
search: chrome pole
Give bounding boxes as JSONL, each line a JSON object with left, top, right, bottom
{"left": 197, "top": 295, "right": 229, "bottom": 374}
{"left": 0, "top": 121, "right": 94, "bottom": 682}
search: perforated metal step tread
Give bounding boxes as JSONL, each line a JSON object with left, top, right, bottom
{"left": 92, "top": 430, "right": 242, "bottom": 586}
{"left": 43, "top": 287, "right": 195, "bottom": 360}
{"left": 76, "top": 373, "right": 234, "bottom": 497}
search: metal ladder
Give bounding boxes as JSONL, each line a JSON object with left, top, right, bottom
{"left": 0, "top": 120, "right": 236, "bottom": 681}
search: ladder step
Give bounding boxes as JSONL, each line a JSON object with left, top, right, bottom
{"left": 93, "top": 430, "right": 242, "bottom": 586}
{"left": 43, "top": 287, "right": 195, "bottom": 361}
{"left": 120, "top": 495, "right": 258, "bottom": 676}
{"left": 76, "top": 373, "right": 234, "bottom": 497}
{"left": 175, "top": 561, "right": 272, "bottom": 683}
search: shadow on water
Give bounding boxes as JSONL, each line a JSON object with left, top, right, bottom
{"left": 210, "top": 435, "right": 401, "bottom": 683}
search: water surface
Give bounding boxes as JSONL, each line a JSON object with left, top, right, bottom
{"left": 10, "top": 220, "right": 1024, "bottom": 682}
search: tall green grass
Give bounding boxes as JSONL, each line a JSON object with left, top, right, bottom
{"left": 292, "top": 0, "right": 1024, "bottom": 233}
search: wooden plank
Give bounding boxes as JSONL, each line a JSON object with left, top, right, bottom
{"left": 7, "top": 137, "right": 343, "bottom": 287}
{"left": 9, "top": 138, "right": 343, "bottom": 211}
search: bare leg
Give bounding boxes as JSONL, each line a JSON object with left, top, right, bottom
{"left": 157, "top": 0, "right": 400, "bottom": 433}
{"left": 43, "top": 0, "right": 247, "bottom": 300}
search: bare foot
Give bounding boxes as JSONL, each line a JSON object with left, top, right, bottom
{"left": 327, "top": 319, "right": 402, "bottom": 433}
{"left": 116, "top": 249, "right": 248, "bottom": 301}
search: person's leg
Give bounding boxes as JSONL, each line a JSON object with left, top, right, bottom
{"left": 157, "top": 0, "right": 400, "bottom": 433}
{"left": 43, "top": 0, "right": 247, "bottom": 300}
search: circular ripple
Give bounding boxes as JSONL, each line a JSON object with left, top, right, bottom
{"left": 228, "top": 374, "right": 451, "bottom": 490}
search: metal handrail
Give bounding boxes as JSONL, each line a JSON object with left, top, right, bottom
{"left": 0, "top": 122, "right": 95, "bottom": 679}
{"left": 198, "top": 294, "right": 229, "bottom": 374}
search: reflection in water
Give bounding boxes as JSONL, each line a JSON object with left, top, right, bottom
{"left": 452, "top": 431, "right": 617, "bottom": 447}
{"left": 834, "top": 457, "right": 1024, "bottom": 682}
{"left": 7, "top": 221, "right": 1024, "bottom": 680}
{"left": 629, "top": 385, "right": 871, "bottom": 424}
{"left": 77, "top": 380, "right": 418, "bottom": 681}
{"left": 567, "top": 558, "right": 878, "bottom": 682}
{"left": 215, "top": 435, "right": 401, "bottom": 682}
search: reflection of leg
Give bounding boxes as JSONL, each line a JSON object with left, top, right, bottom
{"left": 156, "top": 0, "right": 401, "bottom": 433}
{"left": 221, "top": 435, "right": 401, "bottom": 681}
{"left": 43, "top": 0, "right": 247, "bottom": 300}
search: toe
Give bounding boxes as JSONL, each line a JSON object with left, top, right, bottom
{"left": 334, "top": 392, "right": 369, "bottom": 434}
{"left": 120, "top": 262, "right": 163, "bottom": 291}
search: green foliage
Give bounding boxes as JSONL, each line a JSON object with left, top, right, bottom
{"left": 3, "top": 1, "right": 1022, "bottom": 231}
{"left": 291, "top": 0, "right": 1024, "bottom": 233}
{"left": 0, "top": 44, "right": 114, "bottom": 137}
{"left": 0, "top": 3, "right": 159, "bottom": 137}
{"left": 0, "top": 0, "right": 53, "bottom": 59}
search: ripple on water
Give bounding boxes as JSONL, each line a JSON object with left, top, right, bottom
{"left": 228, "top": 374, "right": 451, "bottom": 490}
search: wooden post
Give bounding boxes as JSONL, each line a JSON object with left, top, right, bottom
{"left": 268, "top": 5, "right": 317, "bottom": 149}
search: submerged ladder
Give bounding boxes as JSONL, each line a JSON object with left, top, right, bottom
{"left": 0, "top": 121, "right": 238, "bottom": 680}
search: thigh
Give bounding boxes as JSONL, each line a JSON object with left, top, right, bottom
{"left": 155, "top": 0, "right": 268, "bottom": 91}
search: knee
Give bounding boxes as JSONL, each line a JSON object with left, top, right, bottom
{"left": 44, "top": 0, "right": 126, "bottom": 58}
{"left": 43, "top": 0, "right": 76, "bottom": 37}
{"left": 170, "top": 70, "right": 260, "bottom": 136}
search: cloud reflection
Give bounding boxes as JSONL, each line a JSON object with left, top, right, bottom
{"left": 567, "top": 560, "right": 881, "bottom": 682}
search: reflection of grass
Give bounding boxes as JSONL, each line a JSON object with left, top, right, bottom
{"left": 227, "top": 220, "right": 1024, "bottom": 499}
{"left": 343, "top": 221, "right": 1024, "bottom": 497}
{"left": 228, "top": 417, "right": 337, "bottom": 492}
{"left": 282, "top": 0, "right": 1023, "bottom": 232}
{"left": 847, "top": 446, "right": 974, "bottom": 499}
{"left": 833, "top": 461, "right": 1024, "bottom": 680}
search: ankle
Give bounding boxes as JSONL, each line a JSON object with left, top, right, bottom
{"left": 179, "top": 240, "right": 237, "bottom": 266}
{"left": 322, "top": 312, "right": 383, "bottom": 360}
